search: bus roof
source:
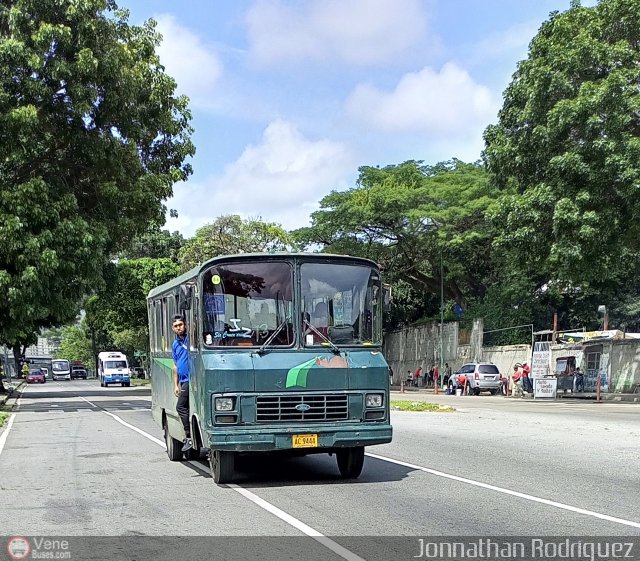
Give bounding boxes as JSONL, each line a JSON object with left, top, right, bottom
{"left": 146, "top": 252, "right": 380, "bottom": 300}
{"left": 97, "top": 352, "right": 127, "bottom": 359}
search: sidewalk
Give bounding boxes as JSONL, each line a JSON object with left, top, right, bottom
{"left": 1, "top": 380, "right": 25, "bottom": 407}
{"left": 390, "top": 385, "right": 640, "bottom": 403}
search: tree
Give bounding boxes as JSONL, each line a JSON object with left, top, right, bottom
{"left": 294, "top": 160, "right": 500, "bottom": 325}
{"left": 0, "top": 1, "right": 194, "bottom": 361}
{"left": 118, "top": 225, "right": 185, "bottom": 263}
{"left": 179, "top": 215, "right": 295, "bottom": 271}
{"left": 85, "top": 258, "right": 180, "bottom": 358}
{"left": 483, "top": 0, "right": 640, "bottom": 322}
{"left": 56, "top": 323, "right": 93, "bottom": 367}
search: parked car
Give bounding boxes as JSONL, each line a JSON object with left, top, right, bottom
{"left": 453, "top": 362, "right": 501, "bottom": 395}
{"left": 71, "top": 366, "right": 88, "bottom": 380}
{"left": 26, "top": 369, "right": 46, "bottom": 384}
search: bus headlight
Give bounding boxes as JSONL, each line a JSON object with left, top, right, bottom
{"left": 215, "top": 397, "right": 235, "bottom": 411}
{"left": 365, "top": 394, "right": 383, "bottom": 408}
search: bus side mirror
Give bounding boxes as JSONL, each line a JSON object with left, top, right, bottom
{"left": 179, "top": 285, "right": 193, "bottom": 311}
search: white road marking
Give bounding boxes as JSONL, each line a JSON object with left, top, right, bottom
{"left": 80, "top": 396, "right": 365, "bottom": 561}
{"left": 229, "top": 484, "right": 366, "bottom": 561}
{"left": 0, "top": 413, "right": 16, "bottom": 457}
{"left": 78, "top": 396, "right": 165, "bottom": 447}
{"left": 366, "top": 451, "right": 640, "bottom": 529}
{"left": 0, "top": 391, "right": 23, "bottom": 458}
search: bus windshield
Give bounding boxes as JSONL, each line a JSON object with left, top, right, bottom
{"left": 105, "top": 361, "right": 127, "bottom": 369}
{"left": 301, "top": 263, "right": 381, "bottom": 346}
{"left": 52, "top": 360, "right": 70, "bottom": 371}
{"left": 202, "top": 262, "right": 294, "bottom": 347}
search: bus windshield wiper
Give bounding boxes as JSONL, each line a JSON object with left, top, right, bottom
{"left": 257, "top": 317, "right": 290, "bottom": 356}
{"left": 304, "top": 319, "right": 341, "bottom": 355}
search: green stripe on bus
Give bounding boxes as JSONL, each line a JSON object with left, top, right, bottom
{"left": 153, "top": 357, "right": 174, "bottom": 375}
{"left": 285, "top": 358, "right": 317, "bottom": 388}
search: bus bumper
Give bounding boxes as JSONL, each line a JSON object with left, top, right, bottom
{"left": 207, "top": 423, "right": 392, "bottom": 452}
{"left": 104, "top": 376, "right": 130, "bottom": 384}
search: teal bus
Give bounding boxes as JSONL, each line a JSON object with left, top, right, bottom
{"left": 147, "top": 252, "right": 392, "bottom": 484}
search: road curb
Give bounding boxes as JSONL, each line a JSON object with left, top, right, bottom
{"left": 0, "top": 381, "right": 25, "bottom": 408}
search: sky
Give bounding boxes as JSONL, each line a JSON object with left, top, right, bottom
{"left": 120, "top": 0, "right": 593, "bottom": 237}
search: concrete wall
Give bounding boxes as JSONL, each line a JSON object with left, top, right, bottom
{"left": 384, "top": 322, "right": 640, "bottom": 393}
{"left": 384, "top": 322, "right": 458, "bottom": 384}
{"left": 481, "top": 344, "right": 531, "bottom": 376}
{"left": 610, "top": 340, "right": 640, "bottom": 392}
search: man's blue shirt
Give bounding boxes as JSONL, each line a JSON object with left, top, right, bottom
{"left": 172, "top": 335, "right": 189, "bottom": 383}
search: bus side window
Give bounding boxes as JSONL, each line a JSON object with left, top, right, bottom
{"left": 189, "top": 294, "right": 199, "bottom": 349}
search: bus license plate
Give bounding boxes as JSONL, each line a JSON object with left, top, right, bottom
{"left": 293, "top": 434, "right": 318, "bottom": 448}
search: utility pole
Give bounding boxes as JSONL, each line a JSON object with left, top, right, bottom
{"left": 439, "top": 248, "right": 444, "bottom": 388}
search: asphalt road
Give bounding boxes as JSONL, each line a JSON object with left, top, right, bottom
{"left": 1, "top": 381, "right": 639, "bottom": 560}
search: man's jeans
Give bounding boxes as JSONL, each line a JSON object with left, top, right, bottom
{"left": 176, "top": 381, "right": 190, "bottom": 438}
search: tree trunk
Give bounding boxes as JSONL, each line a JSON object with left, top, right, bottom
{"left": 12, "top": 344, "right": 23, "bottom": 379}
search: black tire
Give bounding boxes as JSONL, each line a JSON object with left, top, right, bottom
{"left": 336, "top": 446, "right": 365, "bottom": 478}
{"left": 164, "top": 418, "right": 183, "bottom": 461}
{"left": 185, "top": 446, "right": 200, "bottom": 461}
{"left": 125, "top": 382, "right": 130, "bottom": 387}
{"left": 209, "top": 450, "right": 234, "bottom": 484}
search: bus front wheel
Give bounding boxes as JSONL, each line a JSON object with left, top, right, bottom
{"left": 336, "top": 446, "right": 365, "bottom": 478}
{"left": 209, "top": 450, "right": 234, "bottom": 484}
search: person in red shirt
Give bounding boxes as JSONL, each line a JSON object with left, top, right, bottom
{"left": 522, "top": 362, "right": 533, "bottom": 393}
{"left": 414, "top": 366, "right": 423, "bottom": 387}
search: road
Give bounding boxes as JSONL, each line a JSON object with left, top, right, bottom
{"left": 1, "top": 381, "right": 639, "bottom": 560}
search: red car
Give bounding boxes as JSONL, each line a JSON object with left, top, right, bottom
{"left": 26, "top": 369, "right": 46, "bottom": 384}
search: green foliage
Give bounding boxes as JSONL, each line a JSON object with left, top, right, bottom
{"left": 390, "top": 401, "right": 455, "bottom": 412}
{"left": 55, "top": 323, "right": 93, "bottom": 367}
{"left": 0, "top": 0, "right": 194, "bottom": 349}
{"left": 85, "top": 258, "right": 179, "bottom": 357}
{"left": 294, "top": 160, "right": 499, "bottom": 326}
{"left": 179, "top": 215, "right": 296, "bottom": 271}
{"left": 118, "top": 226, "right": 184, "bottom": 263}
{"left": 483, "top": 0, "right": 640, "bottom": 302}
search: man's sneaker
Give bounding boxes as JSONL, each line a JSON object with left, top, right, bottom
{"left": 181, "top": 438, "right": 193, "bottom": 452}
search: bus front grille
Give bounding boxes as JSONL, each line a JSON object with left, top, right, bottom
{"left": 256, "top": 394, "right": 349, "bottom": 422}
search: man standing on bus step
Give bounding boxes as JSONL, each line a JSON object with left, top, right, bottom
{"left": 172, "top": 314, "right": 192, "bottom": 452}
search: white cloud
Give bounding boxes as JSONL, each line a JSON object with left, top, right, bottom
{"left": 165, "top": 120, "right": 355, "bottom": 236}
{"left": 345, "top": 62, "right": 498, "bottom": 136}
{"left": 471, "top": 21, "right": 540, "bottom": 64}
{"left": 155, "top": 14, "right": 223, "bottom": 106}
{"left": 246, "top": 0, "right": 427, "bottom": 65}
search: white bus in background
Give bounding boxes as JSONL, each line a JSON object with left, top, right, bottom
{"left": 97, "top": 352, "right": 131, "bottom": 387}
{"left": 51, "top": 359, "right": 71, "bottom": 381}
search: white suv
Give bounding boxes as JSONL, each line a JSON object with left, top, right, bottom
{"left": 454, "top": 363, "right": 501, "bottom": 395}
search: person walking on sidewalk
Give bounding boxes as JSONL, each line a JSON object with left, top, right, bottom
{"left": 172, "top": 314, "right": 192, "bottom": 452}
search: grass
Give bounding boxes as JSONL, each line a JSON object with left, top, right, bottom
{"left": 0, "top": 409, "right": 10, "bottom": 428}
{"left": 130, "top": 378, "right": 151, "bottom": 386}
{"left": 391, "top": 400, "right": 455, "bottom": 412}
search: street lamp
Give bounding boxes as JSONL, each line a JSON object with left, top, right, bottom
{"left": 597, "top": 305, "right": 608, "bottom": 330}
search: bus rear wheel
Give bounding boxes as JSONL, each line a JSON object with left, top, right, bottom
{"left": 209, "top": 450, "right": 234, "bottom": 484}
{"left": 336, "top": 446, "right": 365, "bottom": 478}
{"left": 164, "top": 418, "right": 183, "bottom": 462}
